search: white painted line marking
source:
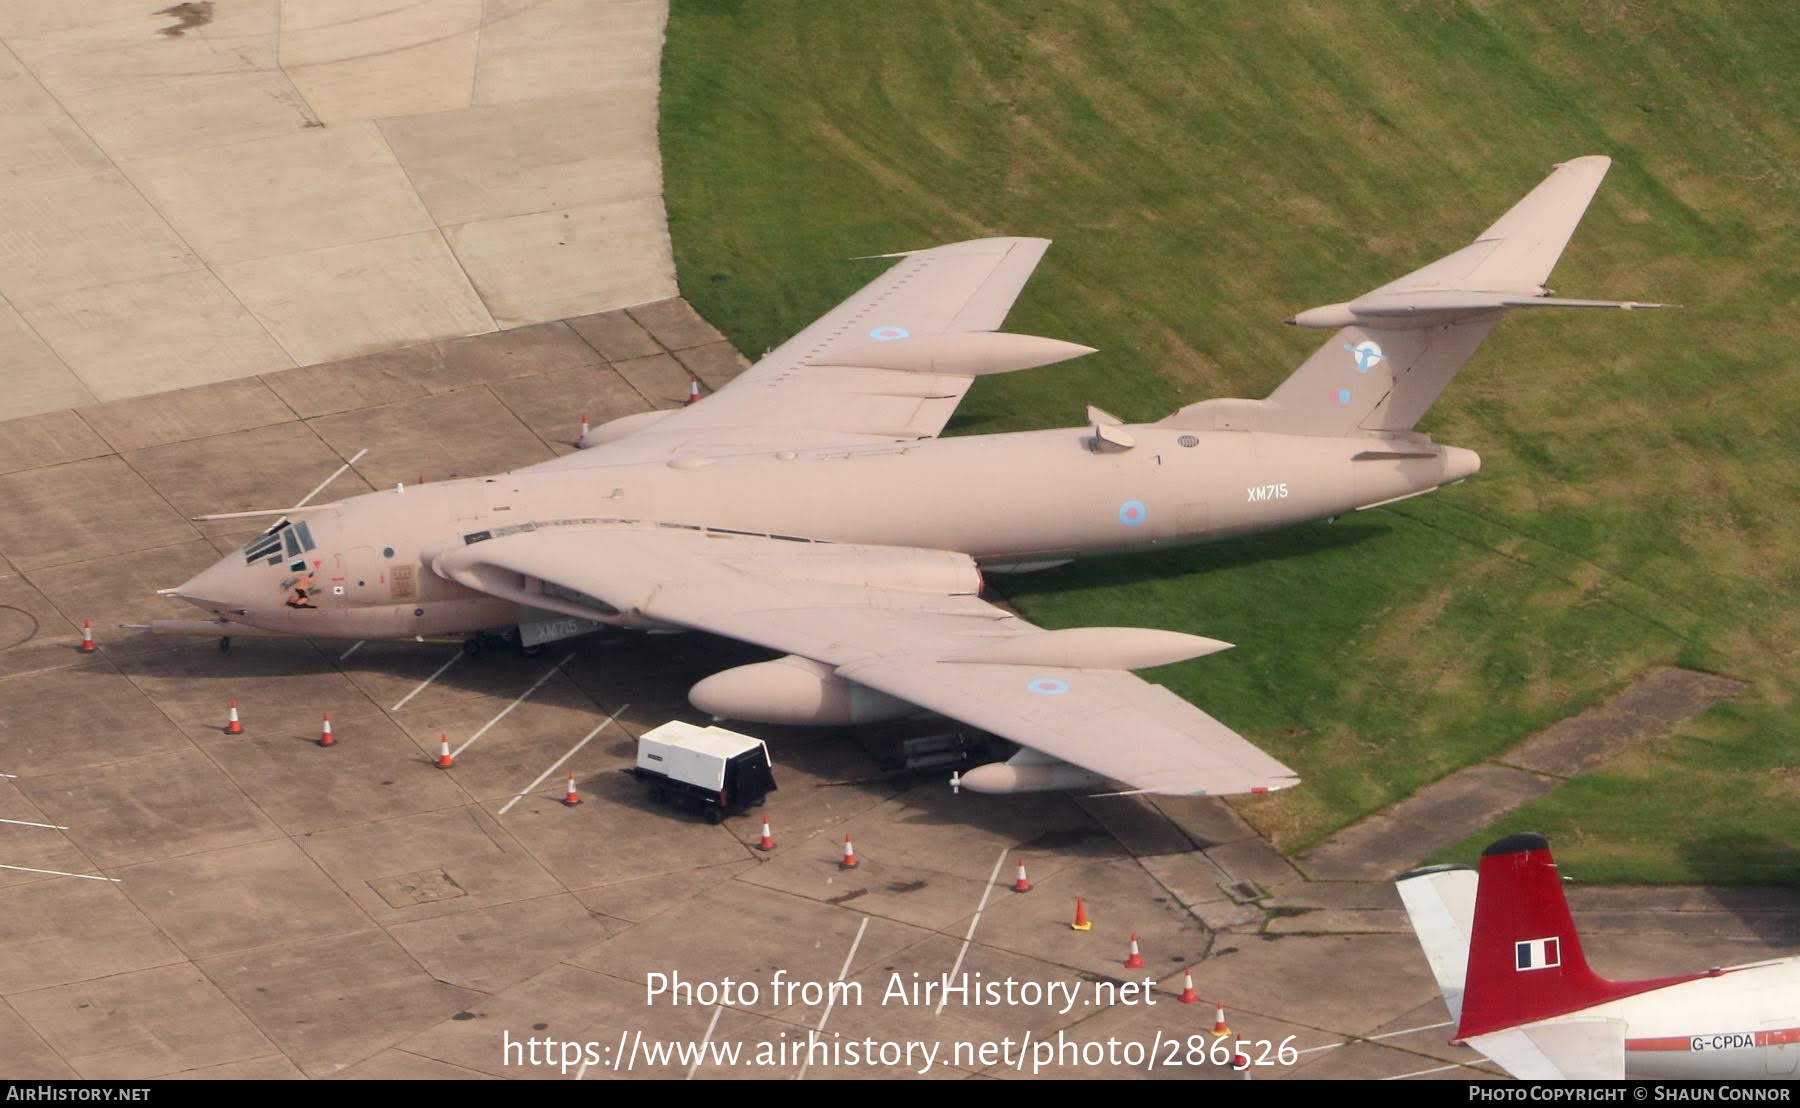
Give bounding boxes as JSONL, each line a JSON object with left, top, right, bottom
{"left": 935, "top": 847, "right": 1010, "bottom": 1016}
{"left": 391, "top": 650, "right": 462, "bottom": 711}
{"left": 687, "top": 1004, "right": 723, "bottom": 1081}
{"left": 574, "top": 1059, "right": 589, "bottom": 1081}
{"left": 0, "top": 773, "right": 16, "bottom": 779}
{"left": 0, "top": 862, "right": 116, "bottom": 882}
{"left": 295, "top": 447, "right": 368, "bottom": 509}
{"left": 796, "top": 915, "right": 869, "bottom": 1081}
{"left": 497, "top": 703, "right": 629, "bottom": 816}
{"left": 1296, "top": 1019, "right": 1454, "bottom": 1055}
{"left": 0, "top": 818, "right": 68, "bottom": 830}
{"left": 1381, "top": 1062, "right": 1465, "bottom": 1081}
{"left": 338, "top": 640, "right": 365, "bottom": 662}
{"left": 451, "top": 655, "right": 573, "bottom": 759}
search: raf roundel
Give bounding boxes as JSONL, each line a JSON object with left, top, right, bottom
{"left": 869, "top": 325, "right": 910, "bottom": 342}
{"left": 1118, "top": 499, "right": 1147, "bottom": 526}
{"left": 1027, "top": 677, "right": 1069, "bottom": 696}
{"left": 1344, "top": 339, "right": 1384, "bottom": 374}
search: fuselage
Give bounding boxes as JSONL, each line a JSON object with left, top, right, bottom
{"left": 175, "top": 422, "right": 1479, "bottom": 638}
{"left": 1523, "top": 958, "right": 1800, "bottom": 1079}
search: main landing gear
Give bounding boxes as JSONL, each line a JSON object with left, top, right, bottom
{"left": 460, "top": 627, "right": 545, "bottom": 658}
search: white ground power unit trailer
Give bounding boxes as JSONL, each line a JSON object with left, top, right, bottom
{"left": 631, "top": 720, "right": 777, "bottom": 823}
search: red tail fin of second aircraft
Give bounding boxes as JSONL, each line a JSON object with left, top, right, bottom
{"left": 1456, "top": 833, "right": 1702, "bottom": 1040}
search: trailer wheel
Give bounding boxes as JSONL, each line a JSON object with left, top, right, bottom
{"left": 647, "top": 786, "right": 667, "bottom": 806}
{"left": 702, "top": 805, "right": 724, "bottom": 825}
{"left": 749, "top": 794, "right": 765, "bottom": 808}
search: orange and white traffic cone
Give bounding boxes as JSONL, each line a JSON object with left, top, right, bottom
{"left": 224, "top": 699, "right": 243, "bottom": 735}
{"left": 1012, "top": 858, "right": 1031, "bottom": 893}
{"left": 317, "top": 712, "right": 335, "bottom": 747}
{"left": 1123, "top": 932, "right": 1145, "bottom": 969}
{"left": 1178, "top": 967, "right": 1199, "bottom": 1005}
{"left": 839, "top": 834, "right": 859, "bottom": 869}
{"left": 687, "top": 377, "right": 701, "bottom": 405}
{"left": 1071, "top": 897, "right": 1092, "bottom": 932}
{"left": 1233, "top": 1037, "right": 1251, "bottom": 1078}
{"left": 575, "top": 412, "right": 589, "bottom": 446}
{"left": 436, "top": 735, "right": 453, "bottom": 768}
{"left": 79, "top": 619, "right": 96, "bottom": 653}
{"left": 756, "top": 818, "right": 775, "bottom": 852}
{"left": 563, "top": 772, "right": 581, "bottom": 806}
{"left": 1211, "top": 999, "right": 1233, "bottom": 1038}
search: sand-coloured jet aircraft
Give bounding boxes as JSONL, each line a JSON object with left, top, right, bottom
{"left": 167, "top": 156, "right": 1661, "bottom": 797}
{"left": 1398, "top": 834, "right": 1800, "bottom": 1079}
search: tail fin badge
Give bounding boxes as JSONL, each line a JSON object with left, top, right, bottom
{"left": 1515, "top": 937, "right": 1562, "bottom": 972}
{"left": 1345, "top": 340, "right": 1383, "bottom": 373}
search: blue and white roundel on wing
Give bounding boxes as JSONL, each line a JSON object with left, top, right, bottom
{"left": 1344, "top": 339, "right": 1383, "bottom": 374}
{"left": 869, "top": 325, "right": 910, "bottom": 342}
{"left": 1027, "top": 677, "right": 1069, "bottom": 696}
{"left": 1118, "top": 500, "right": 1147, "bottom": 526}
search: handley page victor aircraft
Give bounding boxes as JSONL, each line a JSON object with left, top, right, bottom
{"left": 1398, "top": 835, "right": 1800, "bottom": 1079}
{"left": 166, "top": 156, "right": 1663, "bottom": 797}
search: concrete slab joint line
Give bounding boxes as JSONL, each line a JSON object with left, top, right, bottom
{"left": 0, "top": 0, "right": 678, "bottom": 422}
{"left": 1297, "top": 667, "right": 1747, "bottom": 882}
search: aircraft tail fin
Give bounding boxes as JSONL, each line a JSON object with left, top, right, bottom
{"left": 1199, "top": 155, "right": 1669, "bottom": 438}
{"left": 1456, "top": 833, "right": 1700, "bottom": 1040}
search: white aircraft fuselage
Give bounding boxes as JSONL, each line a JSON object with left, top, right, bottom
{"left": 1589, "top": 959, "right": 1800, "bottom": 1079}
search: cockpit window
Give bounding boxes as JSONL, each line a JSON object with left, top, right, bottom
{"left": 243, "top": 517, "right": 317, "bottom": 566}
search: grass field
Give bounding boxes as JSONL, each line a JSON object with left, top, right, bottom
{"left": 660, "top": 1, "right": 1800, "bottom": 884}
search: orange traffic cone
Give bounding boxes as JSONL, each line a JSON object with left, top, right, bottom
{"left": 79, "top": 619, "right": 96, "bottom": 653}
{"left": 756, "top": 818, "right": 775, "bottom": 852}
{"left": 1178, "top": 967, "right": 1199, "bottom": 1004}
{"left": 224, "top": 699, "right": 243, "bottom": 735}
{"left": 436, "top": 735, "right": 454, "bottom": 768}
{"left": 1071, "top": 897, "right": 1092, "bottom": 932}
{"left": 687, "top": 377, "right": 701, "bottom": 405}
{"left": 839, "top": 834, "right": 859, "bottom": 869}
{"left": 1124, "top": 932, "right": 1145, "bottom": 969}
{"left": 1211, "top": 1000, "right": 1233, "bottom": 1038}
{"left": 576, "top": 412, "right": 589, "bottom": 446}
{"left": 317, "top": 712, "right": 335, "bottom": 747}
{"left": 1012, "top": 858, "right": 1031, "bottom": 893}
{"left": 1233, "top": 1037, "right": 1251, "bottom": 1077}
{"left": 563, "top": 772, "right": 581, "bottom": 806}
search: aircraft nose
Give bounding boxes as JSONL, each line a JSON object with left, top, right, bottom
{"left": 174, "top": 554, "right": 260, "bottom": 615}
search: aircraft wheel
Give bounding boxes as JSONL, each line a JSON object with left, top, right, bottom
{"left": 518, "top": 642, "right": 545, "bottom": 659}
{"left": 218, "top": 636, "right": 231, "bottom": 652}
{"left": 460, "top": 636, "right": 482, "bottom": 657}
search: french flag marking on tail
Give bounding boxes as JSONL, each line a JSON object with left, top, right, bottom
{"left": 1515, "top": 937, "right": 1561, "bottom": 971}
{"left": 1457, "top": 833, "right": 1706, "bottom": 1040}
